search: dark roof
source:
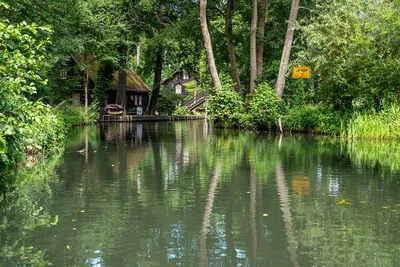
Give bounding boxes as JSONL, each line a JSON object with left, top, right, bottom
{"left": 71, "top": 55, "right": 150, "bottom": 93}
{"left": 161, "top": 70, "right": 185, "bottom": 85}
{"left": 111, "top": 69, "right": 151, "bottom": 93}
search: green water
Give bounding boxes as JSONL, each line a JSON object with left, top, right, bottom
{"left": 1, "top": 121, "right": 400, "bottom": 266}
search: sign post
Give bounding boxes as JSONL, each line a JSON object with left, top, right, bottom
{"left": 292, "top": 66, "right": 310, "bottom": 79}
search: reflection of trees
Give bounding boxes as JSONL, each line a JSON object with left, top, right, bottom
{"left": 275, "top": 161, "right": 299, "bottom": 267}
{"left": 0, "top": 156, "right": 60, "bottom": 266}
{"left": 11, "top": 122, "right": 400, "bottom": 266}
{"left": 200, "top": 162, "right": 221, "bottom": 267}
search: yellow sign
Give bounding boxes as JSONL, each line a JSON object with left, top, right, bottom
{"left": 292, "top": 66, "right": 310, "bottom": 79}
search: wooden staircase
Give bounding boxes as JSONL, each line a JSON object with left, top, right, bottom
{"left": 183, "top": 91, "right": 208, "bottom": 111}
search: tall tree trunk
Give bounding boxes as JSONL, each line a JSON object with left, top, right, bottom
{"left": 275, "top": 0, "right": 300, "bottom": 99}
{"left": 145, "top": 2, "right": 164, "bottom": 115}
{"left": 256, "top": 0, "right": 267, "bottom": 78}
{"left": 116, "top": 44, "right": 127, "bottom": 113}
{"left": 84, "top": 68, "right": 89, "bottom": 112}
{"left": 145, "top": 46, "right": 163, "bottom": 115}
{"left": 136, "top": 38, "right": 141, "bottom": 67}
{"left": 226, "top": 0, "right": 241, "bottom": 94}
{"left": 249, "top": 0, "right": 258, "bottom": 94}
{"left": 200, "top": 0, "right": 221, "bottom": 90}
{"left": 116, "top": 70, "right": 126, "bottom": 106}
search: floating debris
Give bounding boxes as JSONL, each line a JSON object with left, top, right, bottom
{"left": 336, "top": 199, "right": 351, "bottom": 205}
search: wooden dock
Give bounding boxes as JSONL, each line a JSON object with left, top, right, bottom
{"left": 98, "top": 115, "right": 205, "bottom": 123}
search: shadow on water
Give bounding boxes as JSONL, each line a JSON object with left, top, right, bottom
{"left": 1, "top": 121, "right": 400, "bottom": 266}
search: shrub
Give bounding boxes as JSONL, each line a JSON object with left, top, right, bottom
{"left": 283, "top": 105, "right": 343, "bottom": 134}
{"left": 247, "top": 83, "right": 287, "bottom": 130}
{"left": 207, "top": 85, "right": 245, "bottom": 128}
{"left": 54, "top": 101, "right": 100, "bottom": 129}
{"left": 157, "top": 90, "right": 184, "bottom": 115}
{"left": 173, "top": 106, "right": 191, "bottom": 116}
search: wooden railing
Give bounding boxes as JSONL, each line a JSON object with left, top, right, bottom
{"left": 183, "top": 90, "right": 208, "bottom": 111}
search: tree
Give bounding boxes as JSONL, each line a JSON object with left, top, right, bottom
{"left": 226, "top": 0, "right": 241, "bottom": 93}
{"left": 249, "top": 0, "right": 258, "bottom": 94}
{"left": 275, "top": 0, "right": 300, "bottom": 98}
{"left": 0, "top": 8, "right": 62, "bottom": 173}
{"left": 297, "top": 0, "right": 400, "bottom": 110}
{"left": 145, "top": 1, "right": 165, "bottom": 115}
{"left": 200, "top": 0, "right": 222, "bottom": 90}
{"left": 256, "top": 0, "right": 267, "bottom": 78}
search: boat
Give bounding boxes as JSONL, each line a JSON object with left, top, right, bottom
{"left": 107, "top": 110, "right": 123, "bottom": 115}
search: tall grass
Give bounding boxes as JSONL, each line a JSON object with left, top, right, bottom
{"left": 345, "top": 105, "right": 400, "bottom": 140}
{"left": 54, "top": 101, "right": 100, "bottom": 129}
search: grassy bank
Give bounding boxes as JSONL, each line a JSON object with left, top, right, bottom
{"left": 0, "top": 102, "right": 99, "bottom": 181}
{"left": 207, "top": 84, "right": 400, "bottom": 140}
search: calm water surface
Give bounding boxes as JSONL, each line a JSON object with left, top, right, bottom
{"left": 1, "top": 121, "right": 400, "bottom": 266}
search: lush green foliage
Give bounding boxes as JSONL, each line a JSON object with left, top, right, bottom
{"left": 157, "top": 90, "right": 185, "bottom": 115}
{"left": 173, "top": 106, "right": 191, "bottom": 116}
{"left": 247, "top": 83, "right": 286, "bottom": 130}
{"left": 283, "top": 105, "right": 344, "bottom": 134}
{"left": 207, "top": 85, "right": 245, "bottom": 128}
{"left": 54, "top": 102, "right": 100, "bottom": 130}
{"left": 0, "top": 8, "right": 100, "bottom": 176}
{"left": 0, "top": 15, "right": 63, "bottom": 174}
{"left": 345, "top": 105, "right": 400, "bottom": 140}
{"left": 297, "top": 0, "right": 400, "bottom": 111}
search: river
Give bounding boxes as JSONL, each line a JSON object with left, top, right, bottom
{"left": 1, "top": 120, "right": 400, "bottom": 266}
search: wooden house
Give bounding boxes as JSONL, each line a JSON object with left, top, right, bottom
{"left": 161, "top": 70, "right": 192, "bottom": 97}
{"left": 108, "top": 69, "right": 151, "bottom": 111}
{"left": 60, "top": 56, "right": 150, "bottom": 110}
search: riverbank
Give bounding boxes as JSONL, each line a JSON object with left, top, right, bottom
{"left": 98, "top": 115, "right": 204, "bottom": 123}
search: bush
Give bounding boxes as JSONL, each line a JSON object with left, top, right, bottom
{"left": 173, "top": 106, "right": 191, "bottom": 116}
{"left": 157, "top": 90, "right": 184, "bottom": 115}
{"left": 207, "top": 85, "right": 245, "bottom": 128}
{"left": 247, "top": 83, "right": 287, "bottom": 130}
{"left": 283, "top": 105, "right": 343, "bottom": 134}
{"left": 54, "top": 101, "right": 100, "bottom": 129}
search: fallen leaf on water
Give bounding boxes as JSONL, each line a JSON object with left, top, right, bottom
{"left": 72, "top": 228, "right": 77, "bottom": 230}
{"left": 396, "top": 204, "right": 400, "bottom": 207}
{"left": 336, "top": 199, "right": 351, "bottom": 205}
{"left": 23, "top": 256, "right": 29, "bottom": 260}
{"left": 72, "top": 219, "right": 77, "bottom": 222}
{"left": 111, "top": 164, "right": 114, "bottom": 167}
{"left": 263, "top": 213, "right": 269, "bottom": 217}
{"left": 80, "top": 210, "right": 85, "bottom": 213}
{"left": 246, "top": 192, "right": 251, "bottom": 194}
{"left": 391, "top": 210, "right": 398, "bottom": 213}
{"left": 359, "top": 201, "right": 366, "bottom": 204}
{"left": 382, "top": 206, "right": 390, "bottom": 209}
{"left": 66, "top": 245, "right": 70, "bottom": 250}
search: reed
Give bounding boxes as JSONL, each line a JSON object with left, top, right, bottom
{"left": 344, "top": 105, "right": 400, "bottom": 140}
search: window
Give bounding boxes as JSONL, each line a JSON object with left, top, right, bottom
{"left": 134, "top": 95, "right": 138, "bottom": 106}
{"left": 60, "top": 70, "right": 68, "bottom": 79}
{"left": 72, "top": 94, "right": 80, "bottom": 104}
{"left": 183, "top": 72, "right": 188, "bottom": 80}
{"left": 138, "top": 95, "right": 142, "bottom": 106}
{"left": 175, "top": 85, "right": 182, "bottom": 94}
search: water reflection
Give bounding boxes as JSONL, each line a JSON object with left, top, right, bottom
{"left": 1, "top": 121, "right": 400, "bottom": 266}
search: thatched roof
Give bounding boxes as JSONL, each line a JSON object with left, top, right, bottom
{"left": 71, "top": 55, "right": 150, "bottom": 93}
{"left": 111, "top": 69, "right": 151, "bottom": 93}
